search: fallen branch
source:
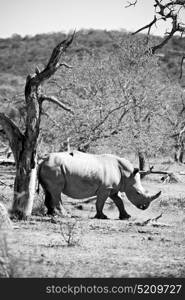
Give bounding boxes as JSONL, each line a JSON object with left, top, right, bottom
{"left": 139, "top": 166, "right": 172, "bottom": 177}
{"left": 135, "top": 213, "right": 163, "bottom": 226}
{"left": 0, "top": 160, "right": 15, "bottom": 166}
{"left": 139, "top": 166, "right": 181, "bottom": 183}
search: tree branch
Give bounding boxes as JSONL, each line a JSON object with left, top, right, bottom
{"left": 46, "top": 31, "right": 75, "bottom": 70}
{"left": 92, "top": 105, "right": 128, "bottom": 132}
{"left": 151, "top": 15, "right": 179, "bottom": 53}
{"left": 25, "top": 32, "right": 75, "bottom": 93}
{"left": 40, "top": 95, "right": 74, "bottom": 114}
{"left": 125, "top": 0, "right": 137, "bottom": 8}
{"left": 132, "top": 16, "right": 157, "bottom": 35}
{"left": 0, "top": 113, "right": 23, "bottom": 141}
{"left": 59, "top": 63, "right": 73, "bottom": 69}
{"left": 0, "top": 113, "right": 23, "bottom": 163}
{"left": 127, "top": 0, "right": 185, "bottom": 54}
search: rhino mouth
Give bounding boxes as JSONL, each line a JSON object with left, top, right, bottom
{"left": 137, "top": 191, "right": 161, "bottom": 210}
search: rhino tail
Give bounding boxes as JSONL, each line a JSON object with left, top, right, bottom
{"left": 36, "top": 160, "right": 44, "bottom": 194}
{"left": 36, "top": 164, "right": 41, "bottom": 194}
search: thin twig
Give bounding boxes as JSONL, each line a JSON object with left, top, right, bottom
{"left": 125, "top": 0, "right": 138, "bottom": 8}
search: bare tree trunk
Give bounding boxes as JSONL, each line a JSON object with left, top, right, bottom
{"left": 0, "top": 105, "right": 40, "bottom": 219}
{"left": 138, "top": 151, "right": 146, "bottom": 170}
{"left": 0, "top": 34, "right": 74, "bottom": 219}
{"left": 12, "top": 153, "right": 38, "bottom": 218}
{"left": 174, "top": 151, "right": 178, "bottom": 162}
{"left": 179, "top": 149, "right": 184, "bottom": 163}
{"left": 174, "top": 144, "right": 184, "bottom": 163}
{"left": 138, "top": 151, "right": 146, "bottom": 179}
{"left": 174, "top": 129, "right": 184, "bottom": 164}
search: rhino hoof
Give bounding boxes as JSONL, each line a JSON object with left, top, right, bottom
{"left": 47, "top": 210, "right": 56, "bottom": 216}
{"left": 94, "top": 213, "right": 108, "bottom": 219}
{"left": 119, "top": 214, "right": 131, "bottom": 220}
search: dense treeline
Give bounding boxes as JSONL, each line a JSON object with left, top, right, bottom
{"left": 0, "top": 29, "right": 185, "bottom": 162}
{"left": 0, "top": 30, "right": 184, "bottom": 79}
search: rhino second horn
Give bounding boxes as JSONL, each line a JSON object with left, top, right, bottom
{"left": 150, "top": 191, "right": 161, "bottom": 202}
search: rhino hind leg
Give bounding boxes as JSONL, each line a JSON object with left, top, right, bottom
{"left": 44, "top": 190, "right": 56, "bottom": 215}
{"left": 110, "top": 193, "right": 131, "bottom": 220}
{"left": 94, "top": 190, "right": 109, "bottom": 219}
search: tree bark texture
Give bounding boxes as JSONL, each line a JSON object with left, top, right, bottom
{"left": 0, "top": 34, "right": 74, "bottom": 219}
{"left": 138, "top": 151, "right": 146, "bottom": 179}
{"left": 174, "top": 144, "right": 184, "bottom": 163}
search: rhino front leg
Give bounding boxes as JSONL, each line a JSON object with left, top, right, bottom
{"left": 110, "top": 193, "right": 130, "bottom": 220}
{"left": 55, "top": 203, "right": 70, "bottom": 217}
{"left": 51, "top": 191, "right": 71, "bottom": 217}
{"left": 94, "top": 190, "right": 109, "bottom": 219}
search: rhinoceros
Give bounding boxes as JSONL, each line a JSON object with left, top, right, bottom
{"left": 38, "top": 151, "right": 161, "bottom": 219}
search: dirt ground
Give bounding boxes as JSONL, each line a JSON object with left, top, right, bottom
{"left": 0, "top": 159, "right": 185, "bottom": 278}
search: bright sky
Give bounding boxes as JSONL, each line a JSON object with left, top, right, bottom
{"left": 0, "top": 0, "right": 179, "bottom": 38}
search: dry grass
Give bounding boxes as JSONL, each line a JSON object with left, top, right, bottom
{"left": 32, "top": 192, "right": 47, "bottom": 216}
{"left": 0, "top": 158, "right": 185, "bottom": 277}
{"left": 0, "top": 232, "right": 22, "bottom": 278}
{"left": 0, "top": 234, "right": 13, "bottom": 277}
{"left": 59, "top": 219, "right": 82, "bottom": 247}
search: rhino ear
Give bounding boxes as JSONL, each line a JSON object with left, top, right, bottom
{"left": 133, "top": 168, "right": 139, "bottom": 176}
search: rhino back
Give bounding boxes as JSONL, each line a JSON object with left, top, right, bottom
{"left": 64, "top": 153, "right": 121, "bottom": 183}
{"left": 43, "top": 152, "right": 123, "bottom": 197}
{"left": 40, "top": 152, "right": 132, "bottom": 199}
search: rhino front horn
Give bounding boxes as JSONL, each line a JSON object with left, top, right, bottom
{"left": 150, "top": 191, "right": 161, "bottom": 202}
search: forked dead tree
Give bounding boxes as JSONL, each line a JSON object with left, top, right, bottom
{"left": 126, "top": 0, "right": 185, "bottom": 80}
{"left": 126, "top": 0, "right": 185, "bottom": 54}
{"left": 126, "top": 0, "right": 185, "bottom": 165}
{"left": 0, "top": 33, "right": 74, "bottom": 219}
